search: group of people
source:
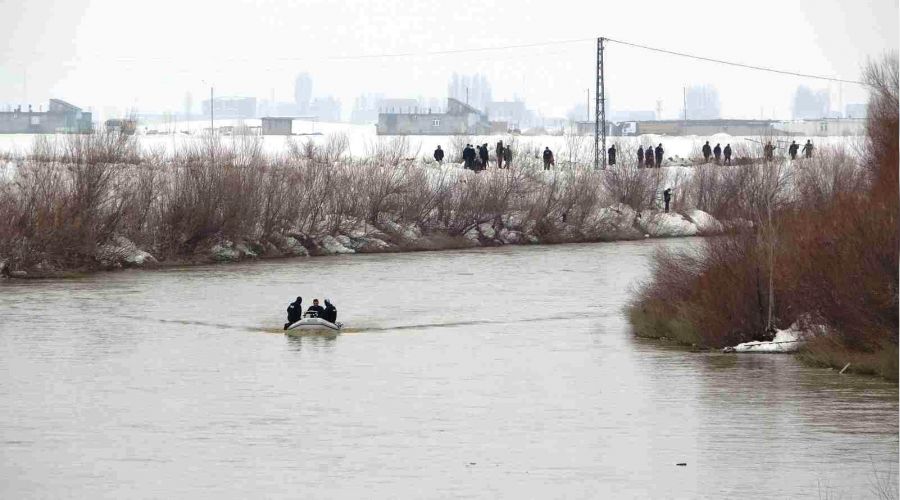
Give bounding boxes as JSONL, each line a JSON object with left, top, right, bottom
{"left": 702, "top": 139, "right": 814, "bottom": 164}
{"left": 701, "top": 142, "right": 734, "bottom": 165}
{"left": 636, "top": 144, "right": 665, "bottom": 168}
{"left": 441, "top": 141, "right": 514, "bottom": 171}
{"left": 284, "top": 296, "right": 338, "bottom": 329}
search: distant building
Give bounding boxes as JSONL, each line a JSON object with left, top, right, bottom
{"left": 105, "top": 118, "right": 136, "bottom": 135}
{"left": 485, "top": 101, "right": 534, "bottom": 130}
{"left": 202, "top": 96, "right": 257, "bottom": 119}
{"left": 574, "top": 119, "right": 776, "bottom": 136}
{"left": 0, "top": 99, "right": 93, "bottom": 134}
{"left": 309, "top": 97, "right": 341, "bottom": 122}
{"left": 377, "top": 98, "right": 490, "bottom": 135}
{"left": 774, "top": 118, "right": 865, "bottom": 137}
{"left": 261, "top": 117, "right": 294, "bottom": 135}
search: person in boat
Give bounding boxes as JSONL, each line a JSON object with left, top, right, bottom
{"left": 284, "top": 296, "right": 302, "bottom": 330}
{"left": 323, "top": 299, "right": 337, "bottom": 324}
{"left": 305, "top": 298, "right": 326, "bottom": 318}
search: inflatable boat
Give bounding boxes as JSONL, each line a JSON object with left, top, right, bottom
{"left": 285, "top": 317, "right": 343, "bottom": 334}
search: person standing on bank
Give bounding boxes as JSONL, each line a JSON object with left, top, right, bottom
{"left": 503, "top": 144, "right": 512, "bottom": 168}
{"left": 802, "top": 139, "right": 814, "bottom": 158}
{"left": 607, "top": 144, "right": 617, "bottom": 166}
{"left": 654, "top": 143, "right": 664, "bottom": 168}
{"left": 645, "top": 147, "right": 655, "bottom": 167}
{"left": 637, "top": 145, "right": 645, "bottom": 167}
{"left": 496, "top": 140, "right": 504, "bottom": 169}
{"left": 788, "top": 140, "right": 799, "bottom": 160}
{"left": 702, "top": 141, "right": 712, "bottom": 163}
{"left": 542, "top": 147, "right": 555, "bottom": 170}
{"left": 723, "top": 144, "right": 732, "bottom": 165}
{"left": 663, "top": 188, "right": 673, "bottom": 213}
{"left": 434, "top": 145, "right": 444, "bottom": 164}
{"left": 713, "top": 143, "right": 722, "bottom": 163}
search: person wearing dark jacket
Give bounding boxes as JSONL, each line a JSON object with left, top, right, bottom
{"left": 713, "top": 143, "right": 722, "bottom": 162}
{"left": 479, "top": 143, "right": 489, "bottom": 170}
{"left": 607, "top": 144, "right": 617, "bottom": 165}
{"left": 503, "top": 145, "right": 512, "bottom": 167}
{"left": 788, "top": 140, "right": 799, "bottom": 160}
{"left": 434, "top": 145, "right": 444, "bottom": 164}
{"left": 764, "top": 141, "right": 775, "bottom": 161}
{"left": 654, "top": 144, "right": 664, "bottom": 167}
{"left": 496, "top": 141, "right": 504, "bottom": 169}
{"left": 723, "top": 144, "right": 732, "bottom": 165}
{"left": 463, "top": 144, "right": 475, "bottom": 170}
{"left": 663, "top": 188, "right": 673, "bottom": 213}
{"left": 702, "top": 141, "right": 712, "bottom": 162}
{"left": 323, "top": 298, "right": 337, "bottom": 324}
{"left": 542, "top": 147, "right": 554, "bottom": 170}
{"left": 645, "top": 147, "right": 654, "bottom": 167}
{"left": 637, "top": 146, "right": 645, "bottom": 166}
{"left": 802, "top": 140, "right": 813, "bottom": 158}
{"left": 306, "top": 298, "right": 326, "bottom": 318}
{"left": 284, "top": 296, "right": 303, "bottom": 329}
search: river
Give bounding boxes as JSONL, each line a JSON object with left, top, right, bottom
{"left": 1, "top": 240, "right": 896, "bottom": 499}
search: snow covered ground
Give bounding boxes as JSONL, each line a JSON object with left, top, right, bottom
{"left": 0, "top": 119, "right": 861, "bottom": 162}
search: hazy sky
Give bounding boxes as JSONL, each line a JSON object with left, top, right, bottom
{"left": 1, "top": 0, "right": 897, "bottom": 120}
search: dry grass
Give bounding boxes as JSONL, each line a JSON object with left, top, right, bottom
{"left": 629, "top": 54, "right": 899, "bottom": 379}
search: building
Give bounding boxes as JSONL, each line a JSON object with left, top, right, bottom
{"left": 773, "top": 118, "right": 865, "bottom": 137}
{"left": 0, "top": 99, "right": 93, "bottom": 134}
{"left": 105, "top": 119, "right": 137, "bottom": 135}
{"left": 201, "top": 96, "right": 257, "bottom": 119}
{"left": 376, "top": 98, "right": 490, "bottom": 135}
{"left": 261, "top": 117, "right": 294, "bottom": 135}
{"left": 632, "top": 119, "right": 776, "bottom": 136}
{"left": 485, "top": 101, "right": 534, "bottom": 130}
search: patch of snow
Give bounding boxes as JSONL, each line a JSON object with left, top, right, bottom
{"left": 637, "top": 211, "right": 699, "bottom": 237}
{"left": 477, "top": 222, "right": 496, "bottom": 239}
{"left": 318, "top": 235, "right": 355, "bottom": 254}
{"left": 684, "top": 209, "right": 724, "bottom": 234}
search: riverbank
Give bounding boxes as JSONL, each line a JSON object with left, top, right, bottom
{"left": 1, "top": 131, "right": 742, "bottom": 279}
{"left": 0, "top": 200, "right": 720, "bottom": 279}
{"left": 626, "top": 56, "right": 899, "bottom": 382}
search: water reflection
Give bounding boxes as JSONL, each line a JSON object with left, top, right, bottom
{"left": 0, "top": 239, "right": 896, "bottom": 499}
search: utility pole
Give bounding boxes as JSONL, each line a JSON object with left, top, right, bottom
{"left": 683, "top": 86, "right": 687, "bottom": 121}
{"left": 586, "top": 88, "right": 590, "bottom": 122}
{"left": 594, "top": 37, "right": 606, "bottom": 169}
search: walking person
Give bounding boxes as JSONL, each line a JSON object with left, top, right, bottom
{"left": 496, "top": 140, "right": 504, "bottom": 169}
{"left": 764, "top": 141, "right": 775, "bottom": 161}
{"left": 663, "top": 188, "right": 673, "bottom": 213}
{"left": 702, "top": 141, "right": 712, "bottom": 163}
{"left": 723, "top": 144, "right": 732, "bottom": 165}
{"left": 542, "top": 147, "right": 555, "bottom": 170}
{"left": 434, "top": 145, "right": 444, "bottom": 164}
{"left": 713, "top": 143, "right": 722, "bottom": 163}
{"left": 654, "top": 143, "right": 664, "bottom": 168}
{"left": 637, "top": 145, "right": 645, "bottom": 167}
{"left": 802, "top": 139, "right": 813, "bottom": 158}
{"left": 788, "top": 140, "right": 799, "bottom": 160}
{"left": 607, "top": 144, "right": 617, "bottom": 166}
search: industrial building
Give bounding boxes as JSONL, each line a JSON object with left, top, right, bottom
{"left": 0, "top": 99, "right": 93, "bottom": 134}
{"left": 376, "top": 98, "right": 490, "bottom": 135}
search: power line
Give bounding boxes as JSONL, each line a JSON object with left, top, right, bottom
{"left": 603, "top": 37, "right": 867, "bottom": 86}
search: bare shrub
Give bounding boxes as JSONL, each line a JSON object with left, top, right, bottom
{"left": 601, "top": 164, "right": 658, "bottom": 211}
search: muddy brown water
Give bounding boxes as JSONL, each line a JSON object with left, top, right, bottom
{"left": 1, "top": 240, "right": 897, "bottom": 498}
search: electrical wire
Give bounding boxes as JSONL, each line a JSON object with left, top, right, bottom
{"left": 603, "top": 37, "right": 867, "bottom": 86}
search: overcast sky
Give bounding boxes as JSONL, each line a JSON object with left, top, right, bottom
{"left": 1, "top": 0, "right": 897, "bottom": 120}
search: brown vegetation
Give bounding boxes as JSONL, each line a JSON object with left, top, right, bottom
{"left": 628, "top": 53, "right": 899, "bottom": 380}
